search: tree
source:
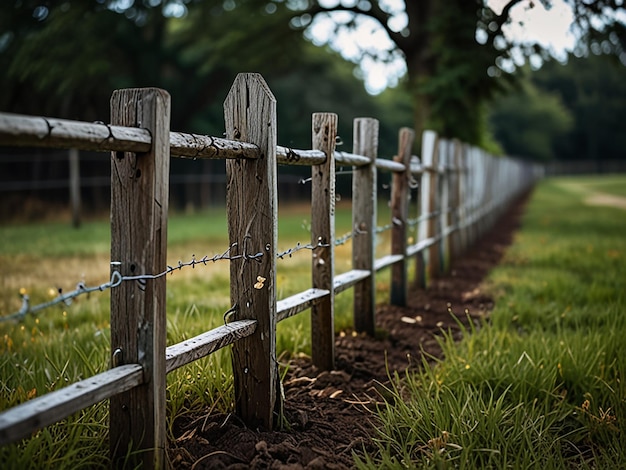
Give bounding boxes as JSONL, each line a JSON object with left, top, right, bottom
{"left": 283, "top": 0, "right": 626, "bottom": 146}
{"left": 533, "top": 54, "right": 626, "bottom": 162}
{"left": 0, "top": 0, "right": 414, "bottom": 211}
{"left": 3, "top": 0, "right": 624, "bottom": 150}
{"left": 489, "top": 74, "right": 573, "bottom": 161}
{"left": 0, "top": 0, "right": 308, "bottom": 128}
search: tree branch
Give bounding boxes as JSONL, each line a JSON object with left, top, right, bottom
{"left": 303, "top": 1, "right": 407, "bottom": 52}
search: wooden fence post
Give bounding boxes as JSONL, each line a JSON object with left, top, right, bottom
{"left": 109, "top": 88, "right": 170, "bottom": 469}
{"left": 352, "top": 118, "right": 378, "bottom": 336}
{"left": 414, "top": 157, "right": 427, "bottom": 290}
{"left": 458, "top": 143, "right": 468, "bottom": 254}
{"left": 311, "top": 112, "right": 337, "bottom": 370}
{"left": 478, "top": 149, "right": 489, "bottom": 238}
{"left": 450, "top": 140, "right": 462, "bottom": 259}
{"left": 224, "top": 73, "right": 279, "bottom": 429}
{"left": 467, "top": 147, "right": 478, "bottom": 247}
{"left": 69, "top": 148, "right": 81, "bottom": 228}
{"left": 390, "top": 127, "right": 414, "bottom": 306}
{"left": 420, "top": 130, "right": 440, "bottom": 284}
{"left": 438, "top": 139, "right": 449, "bottom": 273}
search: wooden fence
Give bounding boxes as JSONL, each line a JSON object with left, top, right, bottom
{"left": 0, "top": 73, "right": 542, "bottom": 468}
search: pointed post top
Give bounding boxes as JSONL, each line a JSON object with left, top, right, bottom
{"left": 224, "top": 73, "right": 276, "bottom": 151}
{"left": 227, "top": 73, "right": 275, "bottom": 101}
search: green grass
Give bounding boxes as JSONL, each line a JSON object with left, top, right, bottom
{"left": 357, "top": 175, "right": 626, "bottom": 469}
{"left": 559, "top": 174, "right": 626, "bottom": 198}
{"left": 0, "top": 198, "right": 397, "bottom": 468}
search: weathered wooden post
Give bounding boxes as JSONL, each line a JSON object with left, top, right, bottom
{"left": 69, "top": 148, "right": 81, "bottom": 228}
{"left": 490, "top": 155, "right": 497, "bottom": 225}
{"left": 224, "top": 73, "right": 279, "bottom": 429}
{"left": 458, "top": 143, "right": 469, "bottom": 253}
{"left": 466, "top": 146, "right": 478, "bottom": 247}
{"left": 451, "top": 140, "right": 463, "bottom": 259}
{"left": 352, "top": 118, "right": 378, "bottom": 336}
{"left": 413, "top": 158, "right": 427, "bottom": 290}
{"left": 479, "top": 149, "right": 489, "bottom": 237}
{"left": 109, "top": 88, "right": 170, "bottom": 469}
{"left": 311, "top": 113, "right": 337, "bottom": 370}
{"left": 420, "top": 130, "right": 440, "bottom": 284}
{"left": 438, "top": 139, "right": 450, "bottom": 273}
{"left": 390, "top": 127, "right": 414, "bottom": 306}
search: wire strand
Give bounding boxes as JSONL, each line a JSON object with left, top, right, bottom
{"left": 2, "top": 238, "right": 331, "bottom": 322}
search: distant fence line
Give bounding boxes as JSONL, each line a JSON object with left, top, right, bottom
{"left": 0, "top": 74, "right": 542, "bottom": 469}
{"left": 543, "top": 159, "right": 626, "bottom": 175}
{"left": 2, "top": 147, "right": 622, "bottom": 217}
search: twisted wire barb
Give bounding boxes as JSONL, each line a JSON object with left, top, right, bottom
{"left": 375, "top": 217, "right": 403, "bottom": 234}
{"left": 277, "top": 239, "right": 329, "bottom": 259}
{"left": 334, "top": 227, "right": 367, "bottom": 246}
{"left": 1, "top": 242, "right": 260, "bottom": 322}
{"left": 298, "top": 169, "right": 355, "bottom": 185}
{"left": 407, "top": 211, "right": 440, "bottom": 227}
{"left": 2, "top": 239, "right": 332, "bottom": 322}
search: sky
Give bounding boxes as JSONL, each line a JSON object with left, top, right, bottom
{"left": 306, "top": 0, "right": 579, "bottom": 94}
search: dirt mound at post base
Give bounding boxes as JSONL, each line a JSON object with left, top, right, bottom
{"left": 169, "top": 194, "right": 529, "bottom": 469}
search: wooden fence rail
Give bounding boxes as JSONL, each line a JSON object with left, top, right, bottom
{"left": 0, "top": 73, "right": 542, "bottom": 468}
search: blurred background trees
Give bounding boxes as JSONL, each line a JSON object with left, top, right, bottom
{"left": 283, "top": 0, "right": 625, "bottom": 147}
{"left": 0, "top": 0, "right": 625, "bottom": 218}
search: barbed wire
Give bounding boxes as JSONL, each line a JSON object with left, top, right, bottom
{"left": 277, "top": 238, "right": 329, "bottom": 259}
{"left": 1, "top": 238, "right": 331, "bottom": 322}
{"left": 407, "top": 211, "right": 440, "bottom": 227}
{"left": 297, "top": 169, "right": 355, "bottom": 185}
{"left": 375, "top": 217, "right": 403, "bottom": 234}
{"left": 334, "top": 227, "right": 367, "bottom": 246}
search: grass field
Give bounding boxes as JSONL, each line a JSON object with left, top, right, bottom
{"left": 357, "top": 175, "right": 626, "bottom": 469}
{"left": 1, "top": 174, "right": 624, "bottom": 468}
{"left": 0, "top": 197, "right": 401, "bottom": 468}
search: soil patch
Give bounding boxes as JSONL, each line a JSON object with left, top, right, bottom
{"left": 169, "top": 192, "right": 531, "bottom": 469}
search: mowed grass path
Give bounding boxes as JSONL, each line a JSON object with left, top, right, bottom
{"left": 358, "top": 175, "right": 626, "bottom": 469}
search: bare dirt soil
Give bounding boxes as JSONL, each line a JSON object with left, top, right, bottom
{"left": 169, "top": 193, "right": 530, "bottom": 469}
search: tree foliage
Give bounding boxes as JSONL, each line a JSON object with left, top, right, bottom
{"left": 2, "top": 0, "right": 625, "bottom": 153}
{"left": 0, "top": 0, "right": 413, "bottom": 140}
{"left": 489, "top": 53, "right": 626, "bottom": 162}
{"left": 284, "top": 0, "right": 626, "bottom": 146}
{"left": 489, "top": 76, "right": 573, "bottom": 161}
{"left": 536, "top": 54, "right": 626, "bottom": 162}
{"left": 1, "top": 0, "right": 313, "bottom": 128}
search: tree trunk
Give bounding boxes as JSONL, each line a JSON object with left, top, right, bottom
{"left": 402, "top": 0, "right": 435, "bottom": 148}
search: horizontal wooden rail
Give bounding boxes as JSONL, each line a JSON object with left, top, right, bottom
{"left": 333, "top": 269, "right": 371, "bottom": 294}
{"left": 165, "top": 320, "right": 257, "bottom": 373}
{"left": 375, "top": 158, "right": 406, "bottom": 172}
{"left": 0, "top": 112, "right": 152, "bottom": 153}
{"left": 334, "top": 151, "right": 407, "bottom": 172}
{"left": 0, "top": 112, "right": 407, "bottom": 172}
{"left": 406, "top": 236, "right": 438, "bottom": 257}
{"left": 334, "top": 150, "right": 370, "bottom": 166}
{"left": 169, "top": 132, "right": 259, "bottom": 160}
{"left": 374, "top": 254, "right": 404, "bottom": 271}
{"left": 0, "top": 364, "right": 144, "bottom": 446}
{"left": 277, "top": 146, "right": 326, "bottom": 165}
{"left": 0, "top": 112, "right": 259, "bottom": 159}
{"left": 276, "top": 288, "right": 331, "bottom": 322}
